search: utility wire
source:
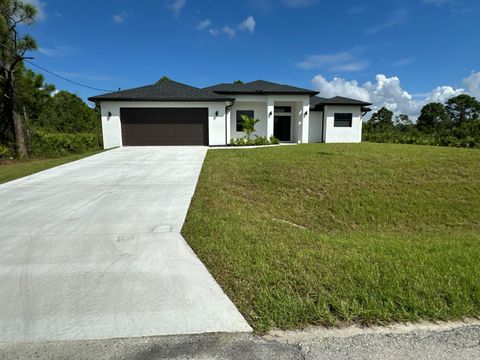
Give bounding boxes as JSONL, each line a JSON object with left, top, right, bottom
{"left": 24, "top": 59, "right": 117, "bottom": 93}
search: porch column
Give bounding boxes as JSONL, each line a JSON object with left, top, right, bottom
{"left": 301, "top": 98, "right": 310, "bottom": 143}
{"left": 267, "top": 96, "right": 274, "bottom": 138}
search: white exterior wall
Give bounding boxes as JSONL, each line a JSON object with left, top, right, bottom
{"left": 323, "top": 105, "right": 362, "bottom": 143}
{"left": 229, "top": 96, "right": 268, "bottom": 141}
{"left": 99, "top": 101, "right": 228, "bottom": 148}
{"left": 228, "top": 94, "right": 311, "bottom": 143}
{"left": 309, "top": 111, "right": 323, "bottom": 143}
{"left": 301, "top": 99, "right": 310, "bottom": 143}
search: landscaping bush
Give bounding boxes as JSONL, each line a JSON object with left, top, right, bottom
{"left": 230, "top": 135, "right": 280, "bottom": 147}
{"left": 29, "top": 131, "right": 103, "bottom": 157}
{"left": 269, "top": 135, "right": 280, "bottom": 144}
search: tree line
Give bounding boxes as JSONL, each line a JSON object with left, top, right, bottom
{"left": 1, "top": 0, "right": 101, "bottom": 159}
{"left": 363, "top": 94, "right": 480, "bottom": 148}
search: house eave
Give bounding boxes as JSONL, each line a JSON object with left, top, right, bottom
{"left": 87, "top": 97, "right": 235, "bottom": 102}
{"left": 211, "top": 91, "right": 319, "bottom": 96}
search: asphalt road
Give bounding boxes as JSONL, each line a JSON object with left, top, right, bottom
{"left": 1, "top": 322, "right": 479, "bottom": 359}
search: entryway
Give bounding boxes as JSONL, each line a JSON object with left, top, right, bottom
{"left": 274, "top": 116, "right": 291, "bottom": 141}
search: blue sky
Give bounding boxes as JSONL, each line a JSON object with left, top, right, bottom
{"left": 23, "top": 0, "right": 480, "bottom": 117}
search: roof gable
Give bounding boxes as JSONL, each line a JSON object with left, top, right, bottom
{"left": 88, "top": 80, "right": 233, "bottom": 102}
{"left": 205, "top": 80, "right": 318, "bottom": 95}
{"left": 310, "top": 95, "right": 372, "bottom": 109}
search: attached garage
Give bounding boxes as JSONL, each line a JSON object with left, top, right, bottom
{"left": 89, "top": 79, "right": 234, "bottom": 148}
{"left": 121, "top": 108, "right": 209, "bottom": 146}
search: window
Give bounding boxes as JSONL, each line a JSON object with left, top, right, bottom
{"left": 274, "top": 106, "right": 292, "bottom": 113}
{"left": 334, "top": 113, "right": 353, "bottom": 127}
{"left": 236, "top": 110, "right": 254, "bottom": 132}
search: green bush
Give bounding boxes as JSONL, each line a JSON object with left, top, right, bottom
{"left": 254, "top": 136, "right": 270, "bottom": 145}
{"left": 29, "top": 131, "right": 103, "bottom": 157}
{"left": 269, "top": 135, "right": 280, "bottom": 144}
{"left": 230, "top": 135, "right": 280, "bottom": 147}
{"left": 0, "top": 145, "right": 12, "bottom": 159}
{"left": 363, "top": 125, "right": 480, "bottom": 149}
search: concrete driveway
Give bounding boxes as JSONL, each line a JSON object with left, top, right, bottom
{"left": 0, "top": 147, "right": 251, "bottom": 343}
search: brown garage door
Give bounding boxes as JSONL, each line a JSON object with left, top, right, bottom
{"left": 120, "top": 108, "right": 209, "bottom": 146}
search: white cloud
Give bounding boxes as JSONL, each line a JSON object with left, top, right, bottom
{"left": 113, "top": 11, "right": 129, "bottom": 23}
{"left": 312, "top": 75, "right": 370, "bottom": 102}
{"left": 196, "top": 19, "right": 211, "bottom": 30}
{"left": 222, "top": 26, "right": 236, "bottom": 37}
{"left": 38, "top": 45, "right": 78, "bottom": 57}
{"left": 238, "top": 16, "right": 256, "bottom": 34}
{"left": 311, "top": 74, "right": 465, "bottom": 120}
{"left": 169, "top": 0, "right": 186, "bottom": 17}
{"left": 425, "top": 86, "right": 465, "bottom": 103}
{"left": 205, "top": 16, "right": 255, "bottom": 39}
{"left": 423, "top": 0, "right": 476, "bottom": 13}
{"left": 281, "top": 0, "right": 316, "bottom": 8}
{"left": 365, "top": 9, "right": 408, "bottom": 35}
{"left": 22, "top": 0, "right": 46, "bottom": 21}
{"left": 297, "top": 49, "right": 368, "bottom": 72}
{"left": 393, "top": 57, "right": 415, "bottom": 67}
{"left": 329, "top": 62, "right": 369, "bottom": 72}
{"left": 463, "top": 71, "right": 480, "bottom": 99}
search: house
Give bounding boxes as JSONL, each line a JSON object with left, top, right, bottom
{"left": 88, "top": 79, "right": 371, "bottom": 148}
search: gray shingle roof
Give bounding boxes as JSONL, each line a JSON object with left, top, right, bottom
{"left": 204, "top": 80, "right": 318, "bottom": 95}
{"left": 88, "top": 80, "right": 234, "bottom": 102}
{"left": 310, "top": 96, "right": 372, "bottom": 109}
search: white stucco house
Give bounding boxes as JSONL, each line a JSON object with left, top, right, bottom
{"left": 88, "top": 79, "right": 371, "bottom": 148}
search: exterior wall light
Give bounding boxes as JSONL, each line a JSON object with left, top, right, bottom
{"left": 269, "top": 111, "right": 273, "bottom": 117}
{"left": 107, "top": 111, "right": 112, "bottom": 120}
{"left": 304, "top": 111, "right": 308, "bottom": 117}
{"left": 215, "top": 111, "right": 219, "bottom": 117}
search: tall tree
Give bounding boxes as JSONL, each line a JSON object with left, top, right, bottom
{"left": 416, "top": 102, "right": 451, "bottom": 132}
{"left": 156, "top": 76, "right": 170, "bottom": 84}
{"left": 36, "top": 91, "right": 100, "bottom": 133}
{"left": 446, "top": 94, "right": 480, "bottom": 124}
{"left": 0, "top": 0, "right": 37, "bottom": 158}
{"left": 394, "top": 114, "right": 413, "bottom": 131}
{"left": 16, "top": 63, "right": 55, "bottom": 125}
{"left": 368, "top": 107, "right": 394, "bottom": 130}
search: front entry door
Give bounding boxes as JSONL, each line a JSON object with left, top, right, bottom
{"left": 274, "top": 116, "right": 291, "bottom": 141}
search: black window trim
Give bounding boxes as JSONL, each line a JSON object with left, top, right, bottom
{"left": 236, "top": 110, "right": 254, "bottom": 132}
{"left": 334, "top": 113, "right": 353, "bottom": 128}
{"left": 274, "top": 106, "right": 292, "bottom": 114}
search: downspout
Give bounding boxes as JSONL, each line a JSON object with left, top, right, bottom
{"left": 322, "top": 105, "right": 326, "bottom": 143}
{"left": 225, "top": 100, "right": 235, "bottom": 145}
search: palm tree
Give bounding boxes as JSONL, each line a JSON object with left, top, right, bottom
{"left": 241, "top": 114, "right": 260, "bottom": 140}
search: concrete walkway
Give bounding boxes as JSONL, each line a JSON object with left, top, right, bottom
{"left": 0, "top": 147, "right": 251, "bottom": 343}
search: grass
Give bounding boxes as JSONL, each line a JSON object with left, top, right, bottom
{"left": 0, "top": 150, "right": 102, "bottom": 185}
{"left": 182, "top": 143, "right": 480, "bottom": 332}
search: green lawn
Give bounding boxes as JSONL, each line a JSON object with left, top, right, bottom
{"left": 182, "top": 143, "right": 480, "bottom": 332}
{"left": 0, "top": 150, "right": 102, "bottom": 185}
